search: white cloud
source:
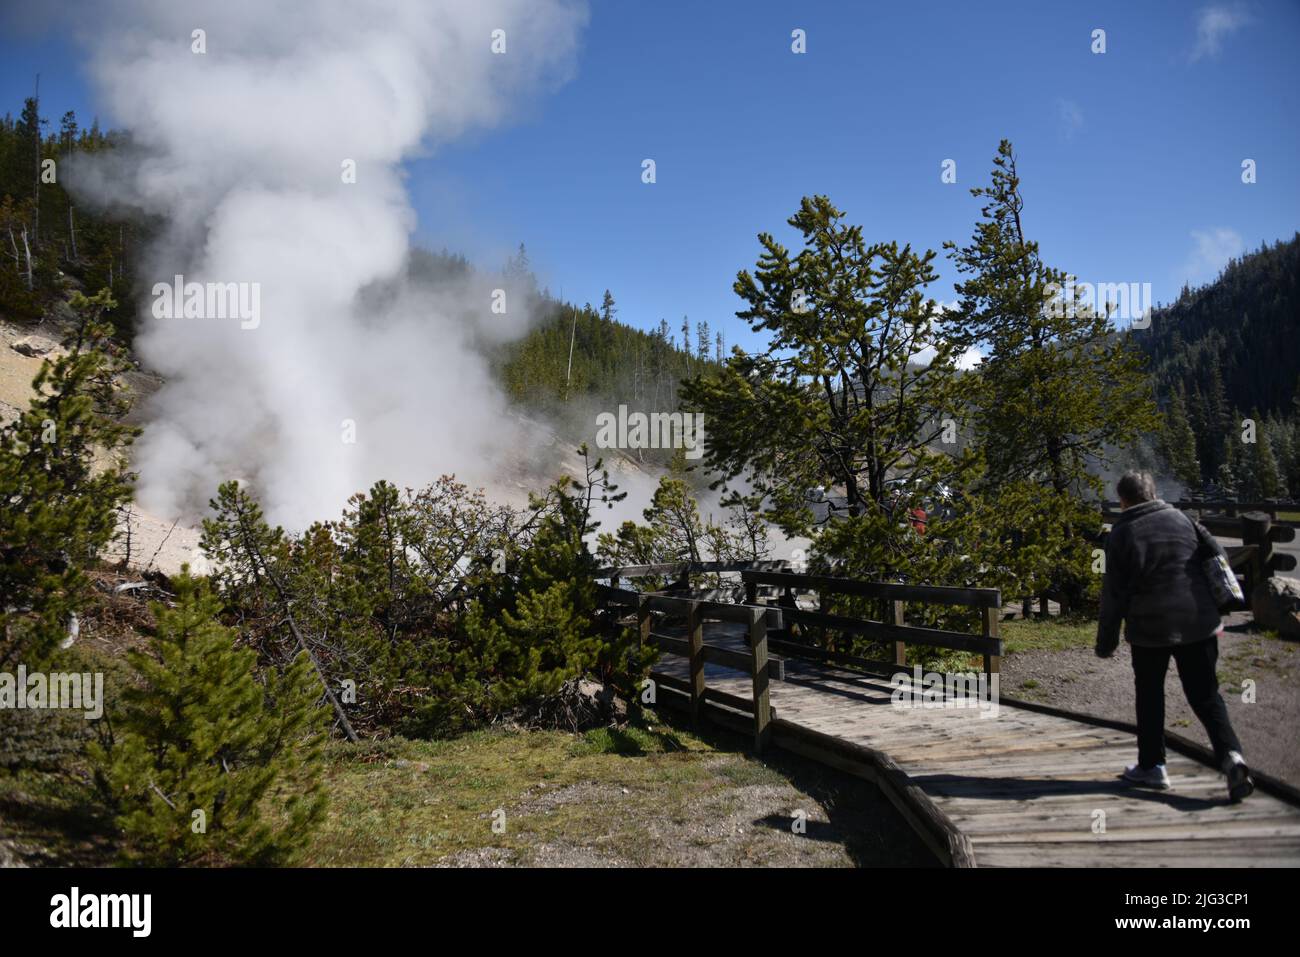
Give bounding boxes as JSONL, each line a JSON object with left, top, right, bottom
{"left": 914, "top": 303, "right": 984, "bottom": 369}
{"left": 1191, "top": 4, "right": 1251, "bottom": 61}
{"left": 1179, "top": 228, "right": 1245, "bottom": 287}
{"left": 1056, "top": 99, "right": 1084, "bottom": 141}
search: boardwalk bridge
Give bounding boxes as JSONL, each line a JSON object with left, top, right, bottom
{"left": 596, "top": 561, "right": 1300, "bottom": 867}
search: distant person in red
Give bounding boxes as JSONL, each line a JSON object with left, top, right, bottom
{"left": 908, "top": 506, "right": 926, "bottom": 535}
{"left": 1096, "top": 471, "right": 1253, "bottom": 802}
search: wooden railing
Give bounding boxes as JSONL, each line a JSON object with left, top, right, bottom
{"left": 1102, "top": 500, "right": 1299, "bottom": 525}
{"left": 596, "top": 561, "right": 1003, "bottom": 680}
{"left": 596, "top": 583, "right": 782, "bottom": 752}
{"left": 739, "top": 569, "right": 1003, "bottom": 679}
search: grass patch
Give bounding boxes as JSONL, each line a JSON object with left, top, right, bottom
{"left": 301, "top": 711, "right": 934, "bottom": 867}
{"left": 2, "top": 710, "right": 937, "bottom": 868}
{"left": 1000, "top": 617, "right": 1096, "bottom": 655}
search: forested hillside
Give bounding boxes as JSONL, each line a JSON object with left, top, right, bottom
{"left": 1, "top": 93, "right": 707, "bottom": 440}
{"left": 496, "top": 292, "right": 709, "bottom": 413}
{"left": 0, "top": 95, "right": 144, "bottom": 336}
{"left": 1139, "top": 234, "right": 1300, "bottom": 497}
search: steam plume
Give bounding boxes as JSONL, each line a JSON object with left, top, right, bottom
{"left": 68, "top": 0, "right": 588, "bottom": 527}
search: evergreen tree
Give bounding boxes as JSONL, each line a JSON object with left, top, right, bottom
{"left": 1215, "top": 434, "right": 1238, "bottom": 497}
{"left": 944, "top": 141, "right": 1158, "bottom": 496}
{"left": 451, "top": 448, "right": 643, "bottom": 725}
{"left": 1246, "top": 410, "right": 1283, "bottom": 499}
{"left": 600, "top": 288, "right": 616, "bottom": 323}
{"left": 1267, "top": 416, "right": 1294, "bottom": 499}
{"left": 0, "top": 289, "right": 136, "bottom": 669}
{"left": 1199, "top": 364, "right": 1231, "bottom": 477}
{"left": 683, "top": 195, "right": 973, "bottom": 533}
{"left": 91, "top": 573, "right": 327, "bottom": 866}
{"left": 1159, "top": 389, "right": 1201, "bottom": 491}
{"left": 1290, "top": 384, "right": 1300, "bottom": 495}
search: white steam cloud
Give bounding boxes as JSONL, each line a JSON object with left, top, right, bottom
{"left": 67, "top": 0, "right": 588, "bottom": 528}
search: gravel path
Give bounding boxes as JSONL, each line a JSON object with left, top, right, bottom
{"left": 1001, "top": 618, "right": 1300, "bottom": 790}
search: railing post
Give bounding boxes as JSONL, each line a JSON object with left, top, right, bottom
{"left": 686, "top": 601, "right": 705, "bottom": 726}
{"left": 676, "top": 564, "right": 691, "bottom": 592}
{"left": 636, "top": 595, "right": 652, "bottom": 654}
{"left": 982, "top": 603, "right": 1001, "bottom": 678}
{"left": 1241, "top": 511, "right": 1271, "bottom": 608}
{"left": 749, "top": 607, "right": 771, "bottom": 753}
{"left": 891, "top": 599, "right": 906, "bottom": 667}
{"left": 744, "top": 577, "right": 758, "bottom": 605}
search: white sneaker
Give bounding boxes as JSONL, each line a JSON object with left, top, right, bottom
{"left": 1223, "top": 751, "right": 1254, "bottom": 803}
{"left": 1121, "top": 763, "right": 1171, "bottom": 790}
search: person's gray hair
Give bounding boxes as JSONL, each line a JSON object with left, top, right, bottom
{"left": 1117, "top": 470, "right": 1157, "bottom": 504}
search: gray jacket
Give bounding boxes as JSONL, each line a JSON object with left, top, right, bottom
{"left": 1097, "top": 500, "right": 1222, "bottom": 654}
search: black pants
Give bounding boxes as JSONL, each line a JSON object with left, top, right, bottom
{"left": 1131, "top": 636, "right": 1243, "bottom": 769}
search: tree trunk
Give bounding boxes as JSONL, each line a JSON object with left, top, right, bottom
{"left": 20, "top": 225, "right": 33, "bottom": 290}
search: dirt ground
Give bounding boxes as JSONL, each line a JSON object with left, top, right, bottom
{"left": 1001, "top": 614, "right": 1300, "bottom": 789}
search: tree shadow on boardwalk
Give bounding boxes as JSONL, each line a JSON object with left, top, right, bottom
{"left": 911, "top": 773, "right": 1228, "bottom": 811}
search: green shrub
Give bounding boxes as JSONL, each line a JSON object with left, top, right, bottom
{"left": 91, "top": 574, "right": 327, "bottom": 865}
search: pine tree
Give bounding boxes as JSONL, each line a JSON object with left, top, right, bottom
{"left": 600, "top": 288, "right": 616, "bottom": 323}
{"left": 91, "top": 573, "right": 327, "bottom": 866}
{"left": 453, "top": 448, "right": 642, "bottom": 724}
{"left": 1215, "top": 434, "right": 1238, "bottom": 497}
{"left": 1159, "top": 389, "right": 1201, "bottom": 491}
{"left": 944, "top": 141, "right": 1158, "bottom": 496}
{"left": 683, "top": 195, "right": 974, "bottom": 532}
{"left": 1290, "top": 384, "right": 1300, "bottom": 496}
{"left": 0, "top": 289, "right": 136, "bottom": 669}
{"left": 1267, "top": 416, "right": 1294, "bottom": 499}
{"left": 1201, "top": 364, "right": 1230, "bottom": 475}
{"left": 1246, "top": 410, "right": 1283, "bottom": 499}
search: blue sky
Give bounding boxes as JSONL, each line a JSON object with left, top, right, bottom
{"left": 3, "top": 0, "right": 1298, "bottom": 352}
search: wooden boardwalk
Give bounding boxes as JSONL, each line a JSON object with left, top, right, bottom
{"left": 650, "top": 624, "right": 1300, "bottom": 867}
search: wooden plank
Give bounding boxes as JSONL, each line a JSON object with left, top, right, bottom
{"left": 770, "top": 719, "right": 977, "bottom": 867}
{"left": 750, "top": 608, "right": 772, "bottom": 753}
{"left": 646, "top": 602, "right": 1300, "bottom": 869}
{"left": 974, "top": 836, "right": 1300, "bottom": 868}
{"left": 686, "top": 603, "right": 704, "bottom": 726}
